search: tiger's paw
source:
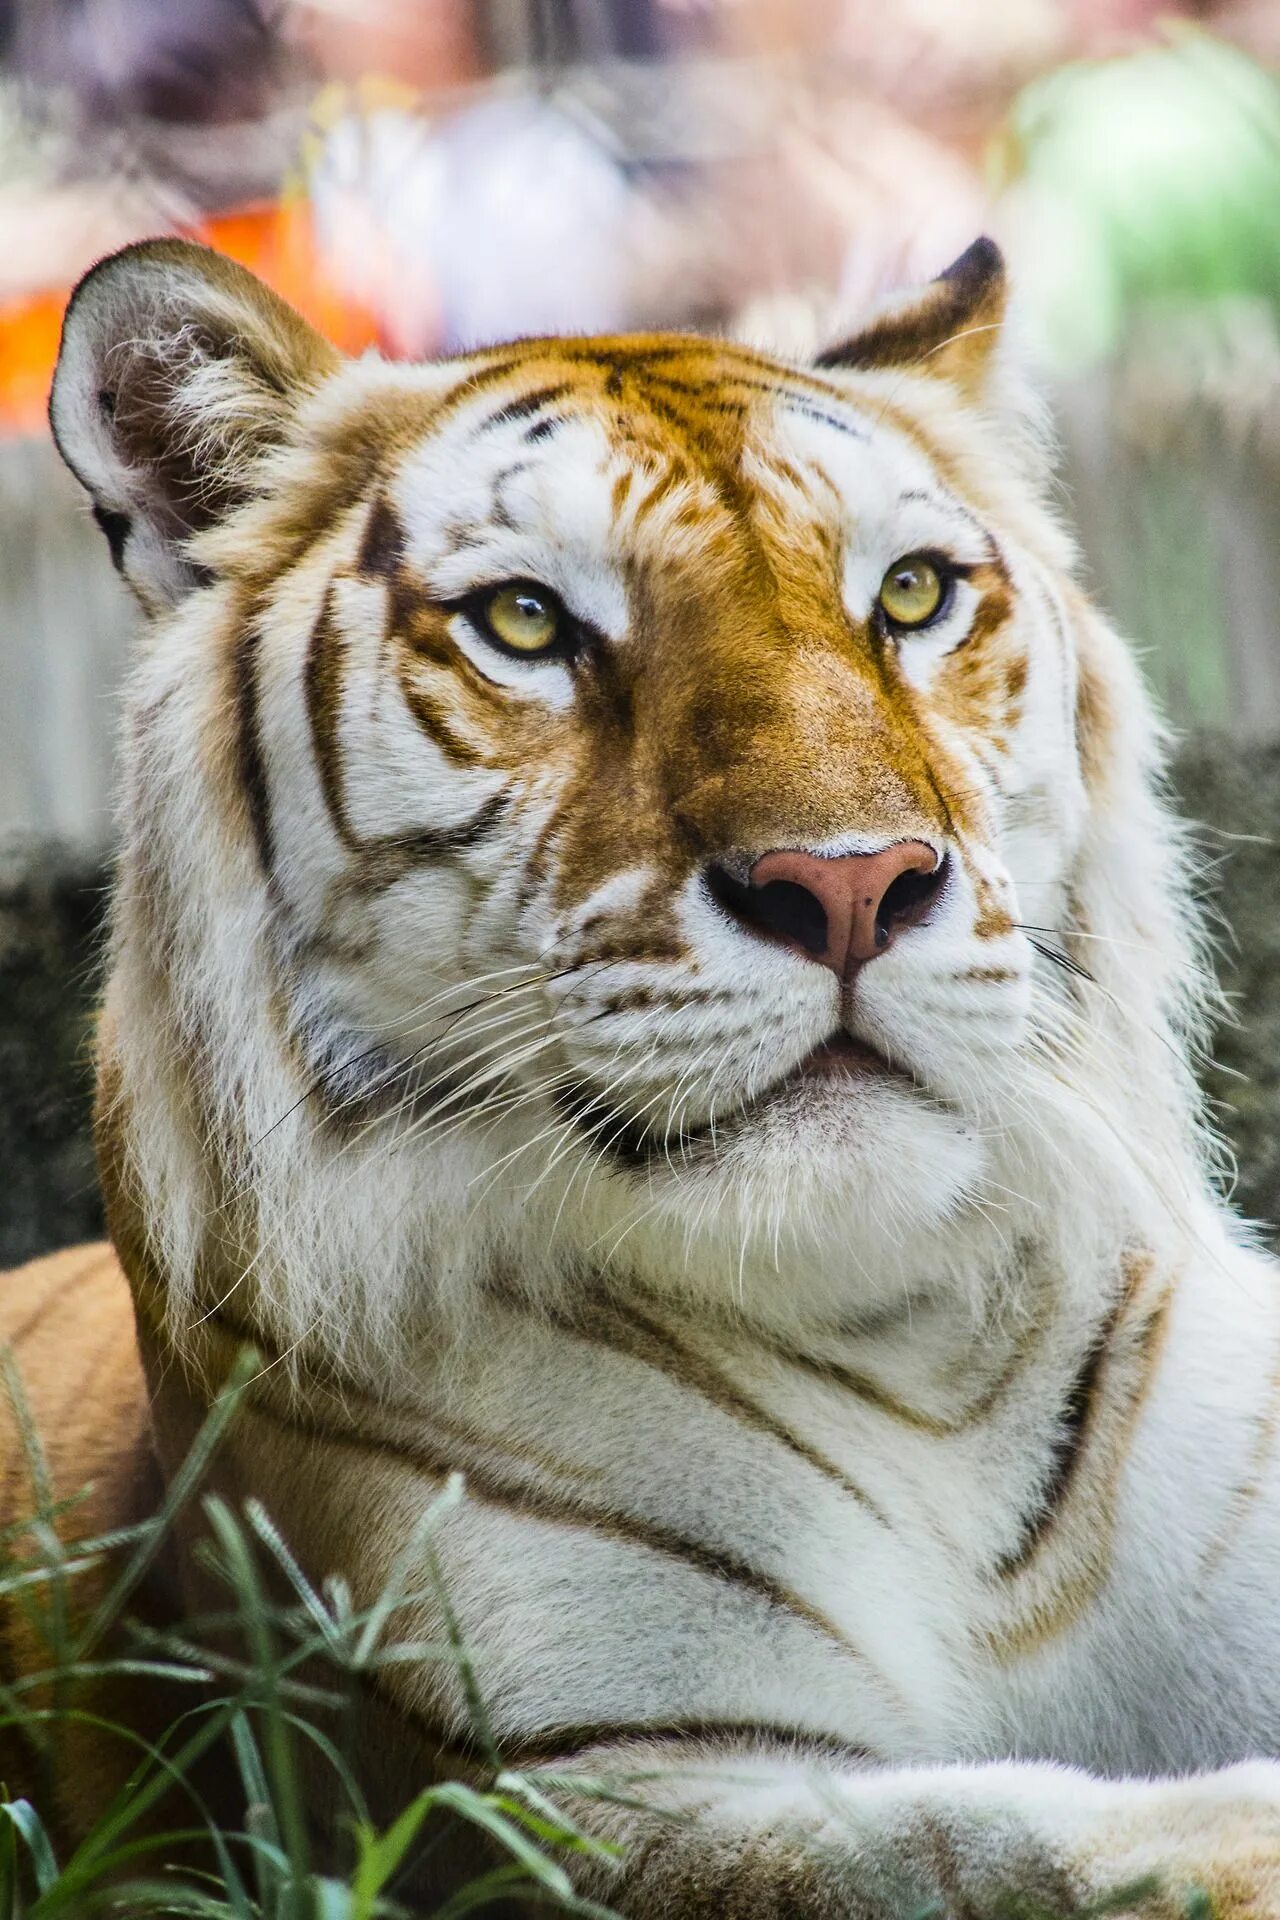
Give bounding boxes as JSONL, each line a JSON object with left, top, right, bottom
{"left": 1077, "top": 1762, "right": 1280, "bottom": 1919}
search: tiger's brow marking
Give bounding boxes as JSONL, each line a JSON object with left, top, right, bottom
{"left": 896, "top": 485, "right": 991, "bottom": 546}
{"left": 476, "top": 383, "right": 572, "bottom": 435}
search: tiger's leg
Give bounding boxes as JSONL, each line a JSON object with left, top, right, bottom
{"left": 549, "top": 1742, "right": 1280, "bottom": 1918}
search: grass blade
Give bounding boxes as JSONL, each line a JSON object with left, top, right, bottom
{"left": 206, "top": 1502, "right": 310, "bottom": 1884}
{"left": 70, "top": 1347, "right": 260, "bottom": 1664}
{"left": 0, "top": 1797, "right": 58, "bottom": 1894}
{"left": 352, "top": 1475, "right": 464, "bottom": 1669}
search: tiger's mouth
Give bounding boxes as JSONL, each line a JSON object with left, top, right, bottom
{"left": 790, "top": 1028, "right": 902, "bottom": 1083}
{"left": 553, "top": 1022, "right": 925, "bottom": 1171}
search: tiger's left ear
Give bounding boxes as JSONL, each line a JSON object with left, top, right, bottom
{"left": 816, "top": 237, "right": 1008, "bottom": 403}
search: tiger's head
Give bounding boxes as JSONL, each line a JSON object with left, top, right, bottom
{"left": 51, "top": 239, "right": 1210, "bottom": 1353}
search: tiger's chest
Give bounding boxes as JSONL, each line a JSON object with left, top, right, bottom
{"left": 237, "top": 1293, "right": 1118, "bottom": 1765}
{"left": 188, "top": 1242, "right": 1280, "bottom": 1778}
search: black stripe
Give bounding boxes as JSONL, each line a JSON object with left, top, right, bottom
{"left": 350, "top": 1673, "right": 876, "bottom": 1780}
{"left": 568, "top": 1300, "right": 891, "bottom": 1528}
{"left": 550, "top": 1077, "right": 716, "bottom": 1173}
{"left": 605, "top": 360, "right": 871, "bottom": 439}
{"left": 610, "top": 363, "right": 751, "bottom": 421}
{"left": 564, "top": 337, "right": 835, "bottom": 387}
{"left": 356, "top": 495, "right": 406, "bottom": 578}
{"left": 477, "top": 384, "right": 572, "bottom": 434}
{"left": 305, "top": 592, "right": 355, "bottom": 847}
{"left": 91, "top": 503, "right": 131, "bottom": 573}
{"left": 293, "top": 1028, "right": 504, "bottom": 1132}
{"left": 996, "top": 1317, "right": 1115, "bottom": 1576}
{"left": 503, "top": 1717, "right": 874, "bottom": 1770}
{"left": 780, "top": 398, "right": 870, "bottom": 442}
{"left": 233, "top": 621, "right": 275, "bottom": 876}
{"left": 758, "top": 1316, "right": 1033, "bottom": 1438}
{"left": 341, "top": 789, "right": 513, "bottom": 898}
{"left": 253, "top": 1400, "right": 866, "bottom": 1664}
{"left": 306, "top": 581, "right": 512, "bottom": 885}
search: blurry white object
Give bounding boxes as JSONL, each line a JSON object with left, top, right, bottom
{"left": 309, "top": 91, "right": 633, "bottom": 351}
{"left": 430, "top": 95, "right": 633, "bottom": 347}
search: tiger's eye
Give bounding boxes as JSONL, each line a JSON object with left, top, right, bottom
{"left": 484, "top": 583, "right": 560, "bottom": 654}
{"left": 878, "top": 555, "right": 945, "bottom": 629}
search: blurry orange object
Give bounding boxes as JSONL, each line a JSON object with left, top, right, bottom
{"left": 0, "top": 291, "right": 64, "bottom": 438}
{"left": 0, "top": 200, "right": 381, "bottom": 438}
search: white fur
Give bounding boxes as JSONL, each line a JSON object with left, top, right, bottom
{"left": 57, "top": 246, "right": 1280, "bottom": 1909}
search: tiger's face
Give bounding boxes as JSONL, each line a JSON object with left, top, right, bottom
{"left": 55, "top": 239, "right": 1114, "bottom": 1322}
{"left": 303, "top": 332, "right": 1079, "bottom": 1191}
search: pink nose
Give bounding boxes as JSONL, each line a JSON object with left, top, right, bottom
{"left": 732, "top": 842, "right": 945, "bottom": 975}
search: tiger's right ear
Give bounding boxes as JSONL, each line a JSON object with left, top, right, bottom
{"left": 49, "top": 240, "right": 339, "bottom": 614}
{"left": 816, "top": 237, "right": 1008, "bottom": 403}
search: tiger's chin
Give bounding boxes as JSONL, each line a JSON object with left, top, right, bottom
{"left": 590, "top": 1048, "right": 992, "bottom": 1325}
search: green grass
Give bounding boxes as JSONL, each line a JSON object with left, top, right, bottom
{"left": 0, "top": 1348, "right": 625, "bottom": 1918}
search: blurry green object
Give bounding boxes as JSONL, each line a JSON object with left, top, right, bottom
{"left": 1005, "top": 30, "right": 1280, "bottom": 374}
{"left": 1002, "top": 30, "right": 1280, "bottom": 740}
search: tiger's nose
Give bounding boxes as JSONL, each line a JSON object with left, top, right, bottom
{"left": 707, "top": 842, "right": 946, "bottom": 976}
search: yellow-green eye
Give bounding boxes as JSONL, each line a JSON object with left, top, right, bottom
{"left": 878, "top": 554, "right": 947, "bottom": 630}
{"left": 482, "top": 582, "right": 561, "bottom": 655}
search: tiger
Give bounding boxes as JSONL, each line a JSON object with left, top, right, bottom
{"left": 3, "top": 231, "right": 1280, "bottom": 1915}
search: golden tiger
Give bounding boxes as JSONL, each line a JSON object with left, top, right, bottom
{"left": 4, "top": 234, "right": 1280, "bottom": 1914}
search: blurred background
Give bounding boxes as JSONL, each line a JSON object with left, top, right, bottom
{"left": 0, "top": 0, "right": 1277, "bottom": 1262}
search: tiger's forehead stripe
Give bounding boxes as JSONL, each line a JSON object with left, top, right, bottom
{"left": 418, "top": 334, "right": 882, "bottom": 472}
